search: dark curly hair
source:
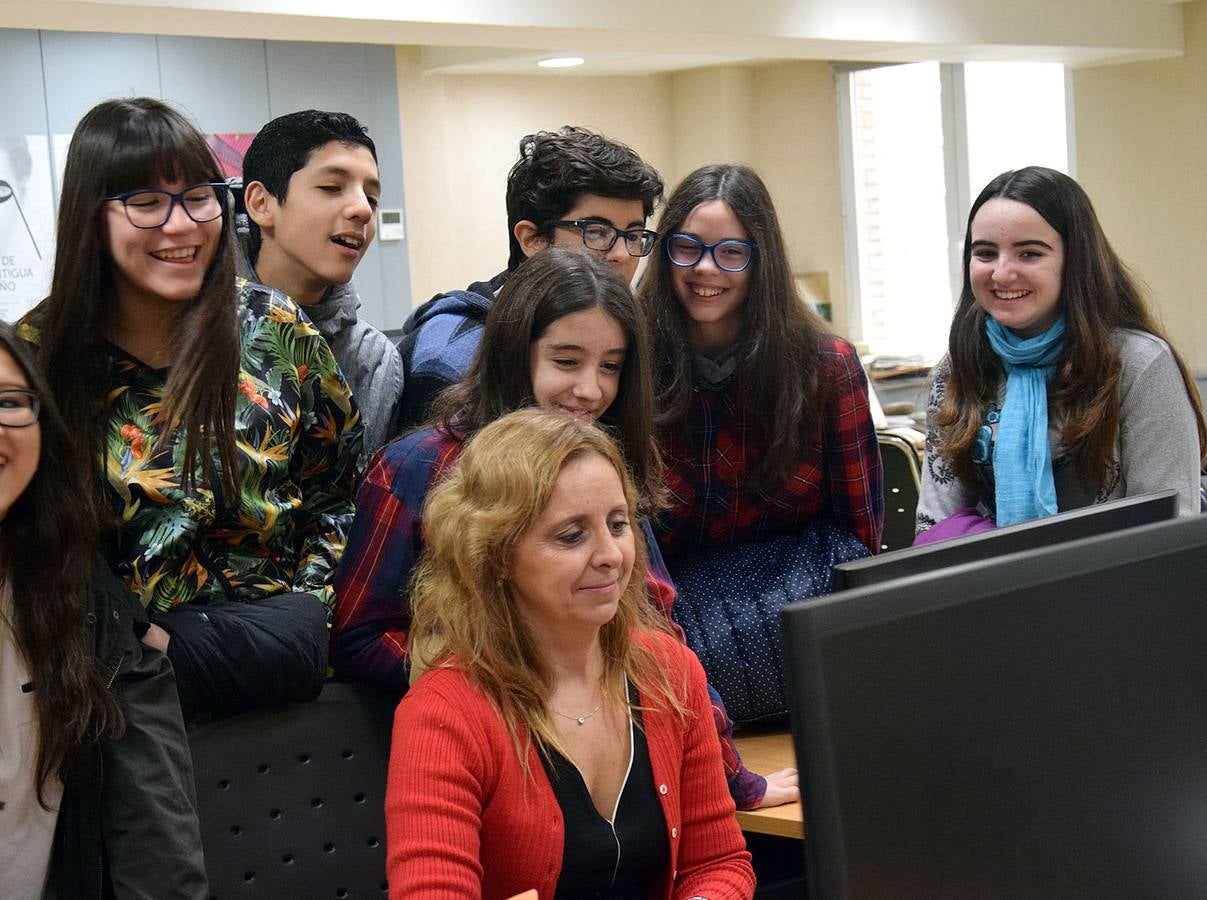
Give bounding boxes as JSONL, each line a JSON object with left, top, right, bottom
{"left": 505, "top": 126, "right": 663, "bottom": 270}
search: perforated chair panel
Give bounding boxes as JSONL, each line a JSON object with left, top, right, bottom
{"left": 188, "top": 681, "right": 399, "bottom": 900}
{"left": 877, "top": 432, "right": 923, "bottom": 553}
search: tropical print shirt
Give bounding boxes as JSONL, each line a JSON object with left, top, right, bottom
{"left": 21, "top": 279, "right": 362, "bottom": 611}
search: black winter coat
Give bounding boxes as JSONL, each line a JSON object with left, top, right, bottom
{"left": 45, "top": 562, "right": 207, "bottom": 900}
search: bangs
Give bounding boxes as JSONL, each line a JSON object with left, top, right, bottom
{"left": 101, "top": 106, "right": 221, "bottom": 196}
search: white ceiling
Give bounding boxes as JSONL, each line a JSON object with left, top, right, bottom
{"left": 0, "top": 0, "right": 1189, "bottom": 73}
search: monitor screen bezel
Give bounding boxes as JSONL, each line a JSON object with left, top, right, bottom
{"left": 784, "top": 513, "right": 1207, "bottom": 899}
{"left": 833, "top": 490, "right": 1178, "bottom": 591}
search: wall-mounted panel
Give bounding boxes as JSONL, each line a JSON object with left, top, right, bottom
{"left": 266, "top": 41, "right": 411, "bottom": 328}
{"left": 264, "top": 41, "right": 374, "bottom": 122}
{"left": 0, "top": 28, "right": 410, "bottom": 326}
{"left": 0, "top": 30, "right": 49, "bottom": 134}
{"left": 159, "top": 36, "right": 271, "bottom": 133}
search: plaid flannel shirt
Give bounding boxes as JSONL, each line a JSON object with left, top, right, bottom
{"left": 658, "top": 333, "right": 884, "bottom": 559}
{"left": 332, "top": 424, "right": 768, "bottom": 808}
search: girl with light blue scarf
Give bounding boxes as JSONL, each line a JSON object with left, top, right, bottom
{"left": 916, "top": 166, "right": 1205, "bottom": 542}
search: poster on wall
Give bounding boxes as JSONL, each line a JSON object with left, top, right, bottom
{"left": 206, "top": 134, "right": 256, "bottom": 178}
{"left": 0, "top": 136, "right": 55, "bottom": 323}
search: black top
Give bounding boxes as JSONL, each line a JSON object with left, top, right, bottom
{"left": 542, "top": 688, "right": 669, "bottom": 899}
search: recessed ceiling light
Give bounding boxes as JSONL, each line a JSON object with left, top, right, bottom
{"left": 537, "top": 56, "right": 585, "bottom": 69}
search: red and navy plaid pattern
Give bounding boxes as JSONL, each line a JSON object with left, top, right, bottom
{"left": 658, "top": 334, "right": 884, "bottom": 559}
{"left": 331, "top": 427, "right": 465, "bottom": 693}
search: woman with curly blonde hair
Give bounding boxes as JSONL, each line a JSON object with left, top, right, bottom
{"left": 385, "top": 409, "right": 754, "bottom": 900}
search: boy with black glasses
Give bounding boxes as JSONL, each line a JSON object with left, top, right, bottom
{"left": 396, "top": 126, "right": 663, "bottom": 428}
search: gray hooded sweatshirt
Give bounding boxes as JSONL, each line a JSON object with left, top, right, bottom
{"left": 302, "top": 279, "right": 403, "bottom": 468}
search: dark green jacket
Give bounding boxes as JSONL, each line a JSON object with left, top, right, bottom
{"left": 45, "top": 562, "right": 207, "bottom": 900}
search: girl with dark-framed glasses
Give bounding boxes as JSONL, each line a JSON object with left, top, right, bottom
{"left": 0, "top": 324, "right": 206, "bottom": 900}
{"left": 637, "top": 165, "right": 883, "bottom": 733}
{"left": 20, "top": 97, "right": 361, "bottom": 721}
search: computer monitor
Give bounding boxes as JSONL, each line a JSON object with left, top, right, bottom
{"left": 783, "top": 514, "right": 1207, "bottom": 900}
{"left": 832, "top": 490, "right": 1178, "bottom": 591}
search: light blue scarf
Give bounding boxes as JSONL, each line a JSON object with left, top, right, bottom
{"left": 985, "top": 316, "right": 1066, "bottom": 526}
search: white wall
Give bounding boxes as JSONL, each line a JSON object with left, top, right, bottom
{"left": 1074, "top": 0, "right": 1207, "bottom": 371}
{"left": 396, "top": 53, "right": 850, "bottom": 336}
{"left": 396, "top": 48, "right": 674, "bottom": 302}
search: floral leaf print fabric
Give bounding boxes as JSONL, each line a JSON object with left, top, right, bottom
{"left": 22, "top": 279, "right": 362, "bottom": 612}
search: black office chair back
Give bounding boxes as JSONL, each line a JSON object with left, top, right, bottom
{"left": 188, "top": 680, "right": 399, "bottom": 899}
{"left": 877, "top": 432, "right": 922, "bottom": 552}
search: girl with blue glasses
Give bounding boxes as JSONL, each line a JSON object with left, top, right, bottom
{"left": 637, "top": 165, "right": 883, "bottom": 740}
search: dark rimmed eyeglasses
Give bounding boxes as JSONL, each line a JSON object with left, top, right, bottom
{"left": 664, "top": 233, "right": 757, "bottom": 273}
{"left": 0, "top": 389, "right": 40, "bottom": 428}
{"left": 550, "top": 219, "right": 659, "bottom": 258}
{"left": 104, "top": 182, "right": 230, "bottom": 229}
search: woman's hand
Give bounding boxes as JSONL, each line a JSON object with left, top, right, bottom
{"left": 755, "top": 767, "right": 799, "bottom": 808}
{"left": 140, "top": 622, "right": 171, "bottom": 653}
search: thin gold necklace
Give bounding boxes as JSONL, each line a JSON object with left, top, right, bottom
{"left": 551, "top": 698, "right": 604, "bottom": 726}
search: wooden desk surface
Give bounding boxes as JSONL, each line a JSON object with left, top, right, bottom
{"left": 732, "top": 729, "right": 805, "bottom": 840}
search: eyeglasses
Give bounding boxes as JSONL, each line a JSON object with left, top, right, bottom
{"left": 550, "top": 220, "right": 659, "bottom": 258}
{"left": 0, "top": 389, "right": 40, "bottom": 428}
{"left": 104, "top": 182, "right": 229, "bottom": 229}
{"left": 664, "top": 234, "right": 757, "bottom": 273}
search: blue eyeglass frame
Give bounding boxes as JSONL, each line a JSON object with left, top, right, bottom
{"left": 663, "top": 233, "right": 758, "bottom": 272}
{"left": 103, "top": 181, "right": 230, "bottom": 229}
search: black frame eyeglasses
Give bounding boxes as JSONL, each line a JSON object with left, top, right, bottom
{"left": 0, "top": 389, "right": 40, "bottom": 428}
{"left": 664, "top": 233, "right": 757, "bottom": 273}
{"left": 104, "top": 182, "right": 230, "bottom": 229}
{"left": 550, "top": 219, "right": 659, "bottom": 258}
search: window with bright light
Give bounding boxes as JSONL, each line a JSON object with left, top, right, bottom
{"left": 840, "top": 61, "right": 1069, "bottom": 362}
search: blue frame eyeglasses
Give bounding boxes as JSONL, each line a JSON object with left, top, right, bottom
{"left": 104, "top": 182, "right": 230, "bottom": 229}
{"left": 664, "top": 233, "right": 757, "bottom": 272}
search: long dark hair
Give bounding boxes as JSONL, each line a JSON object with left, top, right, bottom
{"left": 434, "top": 248, "right": 663, "bottom": 511}
{"left": 37, "top": 97, "right": 239, "bottom": 499}
{"left": 0, "top": 326, "right": 124, "bottom": 806}
{"left": 640, "top": 164, "right": 832, "bottom": 491}
{"left": 938, "top": 166, "right": 1206, "bottom": 488}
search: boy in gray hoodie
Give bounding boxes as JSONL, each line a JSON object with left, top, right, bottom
{"left": 241, "top": 110, "right": 402, "bottom": 465}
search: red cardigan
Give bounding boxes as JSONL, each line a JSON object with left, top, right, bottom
{"left": 384, "top": 631, "right": 755, "bottom": 899}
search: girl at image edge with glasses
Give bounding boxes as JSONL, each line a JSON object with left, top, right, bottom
{"left": 18, "top": 97, "right": 361, "bottom": 721}
{"left": 0, "top": 325, "right": 206, "bottom": 900}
